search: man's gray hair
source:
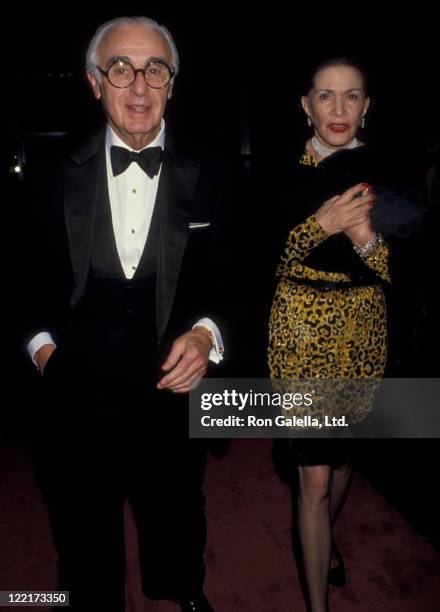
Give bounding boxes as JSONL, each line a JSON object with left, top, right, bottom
{"left": 85, "top": 16, "right": 180, "bottom": 81}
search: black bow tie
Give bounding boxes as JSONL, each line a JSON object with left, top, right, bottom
{"left": 110, "top": 145, "right": 163, "bottom": 178}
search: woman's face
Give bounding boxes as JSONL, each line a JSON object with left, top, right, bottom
{"left": 301, "top": 64, "right": 370, "bottom": 149}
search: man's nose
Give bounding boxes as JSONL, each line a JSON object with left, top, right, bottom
{"left": 131, "top": 71, "right": 150, "bottom": 96}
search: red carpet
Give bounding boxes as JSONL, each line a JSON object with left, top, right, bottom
{"left": 1, "top": 440, "right": 439, "bottom": 611}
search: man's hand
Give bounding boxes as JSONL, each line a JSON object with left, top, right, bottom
{"left": 157, "top": 327, "right": 213, "bottom": 393}
{"left": 34, "top": 343, "right": 57, "bottom": 375}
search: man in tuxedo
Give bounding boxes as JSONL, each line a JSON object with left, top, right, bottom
{"left": 24, "top": 15, "right": 235, "bottom": 612}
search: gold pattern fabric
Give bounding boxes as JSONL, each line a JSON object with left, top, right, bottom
{"left": 268, "top": 152, "right": 391, "bottom": 425}
{"left": 299, "top": 150, "right": 320, "bottom": 167}
{"left": 362, "top": 243, "right": 391, "bottom": 283}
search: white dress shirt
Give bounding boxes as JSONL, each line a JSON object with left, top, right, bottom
{"left": 28, "top": 121, "right": 224, "bottom": 364}
{"left": 106, "top": 123, "right": 163, "bottom": 278}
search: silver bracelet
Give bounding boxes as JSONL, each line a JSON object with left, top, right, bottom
{"left": 353, "top": 233, "right": 384, "bottom": 257}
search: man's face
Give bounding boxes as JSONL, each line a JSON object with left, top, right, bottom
{"left": 87, "top": 24, "right": 173, "bottom": 150}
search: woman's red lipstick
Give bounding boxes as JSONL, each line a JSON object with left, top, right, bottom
{"left": 329, "top": 123, "right": 349, "bottom": 133}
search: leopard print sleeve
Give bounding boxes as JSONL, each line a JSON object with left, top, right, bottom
{"left": 276, "top": 214, "right": 329, "bottom": 276}
{"left": 361, "top": 242, "right": 391, "bottom": 284}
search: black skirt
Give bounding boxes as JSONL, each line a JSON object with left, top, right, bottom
{"left": 286, "top": 437, "right": 352, "bottom": 468}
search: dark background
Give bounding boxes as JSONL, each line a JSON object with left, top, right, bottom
{"left": 3, "top": 7, "right": 440, "bottom": 548}
{"left": 5, "top": 7, "right": 440, "bottom": 153}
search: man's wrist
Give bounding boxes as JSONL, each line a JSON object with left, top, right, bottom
{"left": 193, "top": 325, "right": 215, "bottom": 349}
{"left": 35, "top": 343, "right": 56, "bottom": 375}
{"left": 192, "top": 318, "right": 224, "bottom": 364}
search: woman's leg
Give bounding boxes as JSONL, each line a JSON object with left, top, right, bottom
{"left": 329, "top": 462, "right": 352, "bottom": 568}
{"left": 297, "top": 465, "right": 332, "bottom": 612}
{"left": 330, "top": 462, "right": 352, "bottom": 524}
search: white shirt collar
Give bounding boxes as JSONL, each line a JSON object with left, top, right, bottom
{"left": 106, "top": 119, "right": 166, "bottom": 155}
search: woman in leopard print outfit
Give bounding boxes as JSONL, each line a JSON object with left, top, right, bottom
{"left": 267, "top": 57, "right": 391, "bottom": 612}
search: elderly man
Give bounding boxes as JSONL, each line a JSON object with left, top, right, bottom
{"left": 25, "top": 15, "right": 235, "bottom": 612}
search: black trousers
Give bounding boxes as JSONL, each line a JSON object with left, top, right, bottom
{"left": 31, "top": 322, "right": 207, "bottom": 611}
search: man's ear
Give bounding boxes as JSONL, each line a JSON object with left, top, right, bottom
{"left": 86, "top": 72, "right": 101, "bottom": 100}
{"left": 167, "top": 82, "right": 174, "bottom": 100}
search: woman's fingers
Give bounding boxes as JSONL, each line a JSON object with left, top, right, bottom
{"left": 341, "top": 201, "right": 373, "bottom": 228}
{"left": 342, "top": 191, "right": 375, "bottom": 212}
{"left": 317, "top": 184, "right": 375, "bottom": 235}
{"left": 347, "top": 204, "right": 373, "bottom": 222}
{"left": 339, "top": 183, "right": 370, "bottom": 203}
{"left": 347, "top": 213, "right": 371, "bottom": 226}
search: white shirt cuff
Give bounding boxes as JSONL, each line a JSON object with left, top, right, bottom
{"left": 27, "top": 332, "right": 57, "bottom": 367}
{"left": 193, "top": 318, "right": 224, "bottom": 364}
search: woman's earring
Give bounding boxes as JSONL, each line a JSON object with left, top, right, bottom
{"left": 361, "top": 116, "right": 366, "bottom": 129}
{"left": 307, "top": 115, "right": 313, "bottom": 127}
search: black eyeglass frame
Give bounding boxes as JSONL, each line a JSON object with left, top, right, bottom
{"left": 96, "top": 58, "right": 175, "bottom": 89}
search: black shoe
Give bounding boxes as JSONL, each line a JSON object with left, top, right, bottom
{"left": 178, "top": 593, "right": 214, "bottom": 611}
{"left": 328, "top": 542, "right": 346, "bottom": 588}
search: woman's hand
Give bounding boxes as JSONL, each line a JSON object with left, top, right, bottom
{"left": 315, "top": 183, "right": 375, "bottom": 236}
{"left": 344, "top": 219, "right": 375, "bottom": 248}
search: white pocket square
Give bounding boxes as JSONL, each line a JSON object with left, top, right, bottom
{"left": 189, "top": 222, "right": 210, "bottom": 229}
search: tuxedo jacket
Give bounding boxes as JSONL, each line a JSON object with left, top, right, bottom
{"left": 22, "top": 128, "right": 240, "bottom": 369}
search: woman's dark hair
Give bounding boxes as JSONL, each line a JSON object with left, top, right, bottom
{"left": 302, "top": 56, "right": 370, "bottom": 97}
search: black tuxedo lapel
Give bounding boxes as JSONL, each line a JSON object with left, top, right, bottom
{"left": 62, "top": 129, "right": 201, "bottom": 335}
{"left": 156, "top": 140, "right": 201, "bottom": 341}
{"left": 63, "top": 131, "right": 105, "bottom": 306}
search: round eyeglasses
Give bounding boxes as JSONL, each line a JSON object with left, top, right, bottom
{"left": 96, "top": 59, "right": 174, "bottom": 89}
